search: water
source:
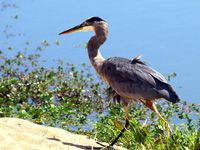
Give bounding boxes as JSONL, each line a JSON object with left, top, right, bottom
{"left": 1, "top": 0, "right": 200, "bottom": 105}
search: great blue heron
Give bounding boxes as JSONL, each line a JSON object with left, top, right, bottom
{"left": 59, "top": 17, "right": 180, "bottom": 147}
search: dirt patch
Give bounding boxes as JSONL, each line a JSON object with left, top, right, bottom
{"left": 0, "top": 118, "right": 126, "bottom": 150}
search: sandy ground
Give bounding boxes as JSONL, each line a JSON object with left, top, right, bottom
{"left": 0, "top": 118, "right": 126, "bottom": 150}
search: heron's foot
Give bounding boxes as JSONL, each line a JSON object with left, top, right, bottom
{"left": 100, "top": 145, "right": 111, "bottom": 150}
{"left": 165, "top": 123, "right": 173, "bottom": 134}
{"left": 96, "top": 141, "right": 114, "bottom": 150}
{"left": 165, "top": 124, "right": 177, "bottom": 143}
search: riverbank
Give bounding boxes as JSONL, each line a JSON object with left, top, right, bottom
{"left": 0, "top": 118, "right": 126, "bottom": 150}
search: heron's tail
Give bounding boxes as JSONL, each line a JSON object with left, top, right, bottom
{"left": 160, "top": 82, "right": 180, "bottom": 103}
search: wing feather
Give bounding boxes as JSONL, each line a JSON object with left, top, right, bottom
{"left": 101, "top": 56, "right": 179, "bottom": 103}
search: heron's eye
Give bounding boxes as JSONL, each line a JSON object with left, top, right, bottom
{"left": 82, "top": 22, "right": 89, "bottom": 26}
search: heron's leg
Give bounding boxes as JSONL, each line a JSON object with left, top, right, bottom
{"left": 142, "top": 101, "right": 172, "bottom": 134}
{"left": 110, "top": 102, "right": 130, "bottom": 146}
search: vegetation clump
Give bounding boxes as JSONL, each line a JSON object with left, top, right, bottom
{"left": 0, "top": 48, "right": 199, "bottom": 149}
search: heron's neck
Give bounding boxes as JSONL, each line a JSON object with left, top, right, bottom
{"left": 87, "top": 34, "right": 107, "bottom": 76}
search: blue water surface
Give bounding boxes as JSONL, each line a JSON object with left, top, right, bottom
{"left": 1, "top": 0, "right": 200, "bottom": 105}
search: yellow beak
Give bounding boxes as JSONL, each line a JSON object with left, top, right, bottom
{"left": 59, "top": 24, "right": 83, "bottom": 35}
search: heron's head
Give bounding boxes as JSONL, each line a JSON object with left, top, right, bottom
{"left": 59, "top": 17, "right": 107, "bottom": 35}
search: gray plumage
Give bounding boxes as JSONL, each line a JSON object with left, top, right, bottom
{"left": 107, "top": 86, "right": 121, "bottom": 104}
{"left": 104, "top": 56, "right": 180, "bottom": 104}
